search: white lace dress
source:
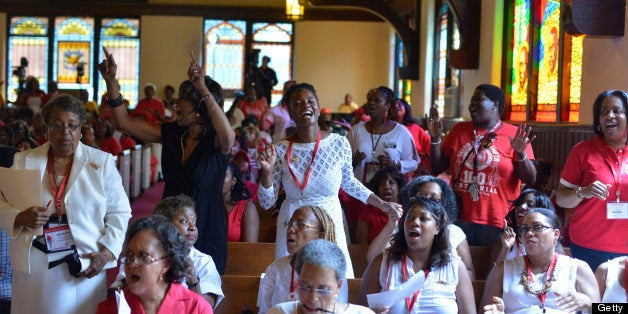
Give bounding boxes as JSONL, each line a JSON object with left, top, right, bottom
{"left": 258, "top": 133, "right": 372, "bottom": 278}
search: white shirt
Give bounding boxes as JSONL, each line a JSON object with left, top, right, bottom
{"left": 269, "top": 301, "right": 374, "bottom": 314}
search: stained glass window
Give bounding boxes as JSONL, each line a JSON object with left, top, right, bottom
{"left": 506, "top": 0, "right": 582, "bottom": 123}
{"left": 53, "top": 17, "right": 95, "bottom": 95}
{"left": 510, "top": 0, "right": 530, "bottom": 121}
{"left": 395, "top": 36, "right": 411, "bottom": 103}
{"left": 204, "top": 20, "right": 246, "bottom": 92}
{"left": 98, "top": 18, "right": 140, "bottom": 108}
{"left": 431, "top": 2, "right": 461, "bottom": 118}
{"left": 252, "top": 22, "right": 293, "bottom": 105}
{"left": 7, "top": 17, "right": 49, "bottom": 102}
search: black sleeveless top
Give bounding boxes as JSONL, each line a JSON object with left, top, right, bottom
{"left": 161, "top": 122, "right": 230, "bottom": 274}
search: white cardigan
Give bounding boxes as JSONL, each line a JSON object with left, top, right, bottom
{"left": 0, "top": 142, "right": 132, "bottom": 274}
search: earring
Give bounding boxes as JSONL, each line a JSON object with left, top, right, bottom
{"left": 159, "top": 274, "right": 164, "bottom": 281}
{"left": 80, "top": 134, "right": 83, "bottom": 139}
{"left": 196, "top": 113, "right": 200, "bottom": 117}
{"left": 597, "top": 125, "right": 602, "bottom": 132}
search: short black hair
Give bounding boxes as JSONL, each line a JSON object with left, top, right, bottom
{"left": 41, "top": 94, "right": 87, "bottom": 125}
{"left": 475, "top": 84, "right": 505, "bottom": 115}
{"left": 285, "top": 83, "right": 318, "bottom": 112}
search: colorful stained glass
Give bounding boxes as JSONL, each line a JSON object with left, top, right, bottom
{"left": 204, "top": 20, "right": 246, "bottom": 92}
{"left": 7, "top": 17, "right": 49, "bottom": 102}
{"left": 53, "top": 17, "right": 95, "bottom": 94}
{"left": 568, "top": 35, "right": 583, "bottom": 122}
{"left": 435, "top": 4, "right": 449, "bottom": 118}
{"left": 98, "top": 18, "right": 140, "bottom": 107}
{"left": 510, "top": 0, "right": 531, "bottom": 121}
{"left": 535, "top": 0, "right": 560, "bottom": 122}
{"left": 252, "top": 23, "right": 293, "bottom": 105}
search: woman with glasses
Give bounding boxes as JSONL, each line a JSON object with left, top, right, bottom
{"left": 556, "top": 90, "right": 628, "bottom": 271}
{"left": 491, "top": 189, "right": 565, "bottom": 267}
{"left": 367, "top": 175, "right": 477, "bottom": 280}
{"left": 0, "top": 95, "right": 132, "bottom": 314}
{"left": 269, "top": 239, "right": 374, "bottom": 314}
{"left": 359, "top": 197, "right": 475, "bottom": 313}
{"left": 97, "top": 216, "right": 212, "bottom": 313}
{"left": 481, "top": 208, "right": 599, "bottom": 313}
{"left": 428, "top": 84, "right": 536, "bottom": 246}
{"left": 258, "top": 205, "right": 346, "bottom": 313}
{"left": 257, "top": 83, "right": 401, "bottom": 278}
{"left": 98, "top": 48, "right": 235, "bottom": 274}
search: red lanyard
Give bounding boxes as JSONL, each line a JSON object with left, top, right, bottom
{"left": 608, "top": 148, "right": 625, "bottom": 202}
{"left": 401, "top": 253, "right": 429, "bottom": 312}
{"left": 286, "top": 131, "right": 321, "bottom": 192}
{"left": 524, "top": 253, "right": 558, "bottom": 307}
{"left": 46, "top": 151, "right": 73, "bottom": 217}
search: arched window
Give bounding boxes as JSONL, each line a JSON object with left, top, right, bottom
{"left": 204, "top": 20, "right": 246, "bottom": 91}
{"left": 504, "top": 0, "right": 583, "bottom": 122}
{"left": 432, "top": 2, "right": 461, "bottom": 118}
{"left": 252, "top": 22, "right": 293, "bottom": 105}
{"left": 98, "top": 18, "right": 140, "bottom": 107}
{"left": 7, "top": 16, "right": 49, "bottom": 102}
{"left": 53, "top": 17, "right": 94, "bottom": 95}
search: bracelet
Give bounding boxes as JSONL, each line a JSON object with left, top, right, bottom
{"left": 107, "top": 94, "right": 124, "bottom": 108}
{"left": 200, "top": 94, "right": 211, "bottom": 104}
{"left": 576, "top": 187, "right": 584, "bottom": 199}
{"left": 430, "top": 138, "right": 442, "bottom": 145}
{"left": 515, "top": 153, "right": 528, "bottom": 162}
{"left": 187, "top": 275, "right": 200, "bottom": 288}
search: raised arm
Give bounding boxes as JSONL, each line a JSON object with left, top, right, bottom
{"left": 427, "top": 113, "right": 449, "bottom": 175}
{"left": 510, "top": 124, "right": 536, "bottom": 185}
{"left": 97, "top": 47, "right": 161, "bottom": 143}
{"left": 188, "top": 51, "right": 234, "bottom": 154}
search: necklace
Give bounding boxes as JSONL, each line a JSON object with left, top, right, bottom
{"left": 180, "top": 128, "right": 206, "bottom": 165}
{"left": 369, "top": 120, "right": 390, "bottom": 158}
{"left": 53, "top": 155, "right": 72, "bottom": 164}
{"left": 520, "top": 253, "right": 558, "bottom": 310}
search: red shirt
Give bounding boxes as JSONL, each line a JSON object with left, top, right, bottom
{"left": 228, "top": 200, "right": 248, "bottom": 242}
{"left": 357, "top": 205, "right": 388, "bottom": 243}
{"left": 238, "top": 98, "right": 268, "bottom": 122}
{"left": 135, "top": 98, "right": 165, "bottom": 123}
{"left": 441, "top": 121, "right": 535, "bottom": 228}
{"left": 96, "top": 283, "right": 212, "bottom": 314}
{"left": 560, "top": 135, "right": 628, "bottom": 253}
{"left": 99, "top": 136, "right": 122, "bottom": 156}
{"left": 405, "top": 123, "right": 432, "bottom": 173}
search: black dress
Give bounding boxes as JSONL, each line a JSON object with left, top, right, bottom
{"left": 161, "top": 122, "right": 230, "bottom": 274}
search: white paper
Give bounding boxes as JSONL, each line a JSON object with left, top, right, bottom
{"left": 0, "top": 167, "right": 41, "bottom": 210}
{"left": 115, "top": 289, "right": 131, "bottom": 314}
{"left": 367, "top": 270, "right": 427, "bottom": 309}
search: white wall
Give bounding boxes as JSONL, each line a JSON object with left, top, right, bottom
{"left": 293, "top": 21, "right": 392, "bottom": 110}
{"left": 0, "top": 13, "right": 6, "bottom": 102}
{"left": 580, "top": 4, "right": 628, "bottom": 124}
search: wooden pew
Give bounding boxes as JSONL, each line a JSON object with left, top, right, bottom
{"left": 258, "top": 217, "right": 277, "bottom": 243}
{"left": 470, "top": 246, "right": 492, "bottom": 280}
{"left": 217, "top": 275, "right": 260, "bottom": 314}
{"left": 225, "top": 242, "right": 275, "bottom": 276}
{"left": 348, "top": 244, "right": 369, "bottom": 278}
{"left": 347, "top": 278, "right": 361, "bottom": 304}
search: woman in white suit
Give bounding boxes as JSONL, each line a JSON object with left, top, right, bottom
{"left": 0, "top": 94, "right": 132, "bottom": 314}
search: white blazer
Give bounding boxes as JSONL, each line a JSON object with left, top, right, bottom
{"left": 0, "top": 142, "right": 132, "bottom": 274}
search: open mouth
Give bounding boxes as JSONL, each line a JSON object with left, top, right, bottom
{"left": 128, "top": 274, "right": 141, "bottom": 284}
{"left": 605, "top": 122, "right": 618, "bottom": 130}
{"left": 302, "top": 111, "right": 313, "bottom": 118}
{"left": 407, "top": 230, "right": 421, "bottom": 239}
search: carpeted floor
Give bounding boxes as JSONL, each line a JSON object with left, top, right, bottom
{"left": 106, "top": 181, "right": 165, "bottom": 286}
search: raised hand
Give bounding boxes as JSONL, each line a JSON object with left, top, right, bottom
{"left": 509, "top": 123, "right": 536, "bottom": 154}
{"left": 97, "top": 47, "right": 117, "bottom": 81}
{"left": 187, "top": 51, "right": 209, "bottom": 94}
{"left": 257, "top": 144, "right": 277, "bottom": 173}
{"left": 579, "top": 180, "right": 611, "bottom": 201}
{"left": 427, "top": 107, "right": 443, "bottom": 141}
{"left": 500, "top": 219, "right": 516, "bottom": 250}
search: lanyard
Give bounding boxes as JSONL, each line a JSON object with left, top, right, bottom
{"left": 608, "top": 148, "right": 625, "bottom": 202}
{"left": 524, "top": 253, "right": 558, "bottom": 308}
{"left": 286, "top": 131, "right": 321, "bottom": 192}
{"left": 289, "top": 261, "right": 297, "bottom": 300}
{"left": 471, "top": 121, "right": 502, "bottom": 175}
{"left": 401, "top": 253, "right": 429, "bottom": 312}
{"left": 46, "top": 150, "right": 73, "bottom": 217}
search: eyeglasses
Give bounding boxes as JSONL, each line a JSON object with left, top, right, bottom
{"left": 284, "top": 219, "right": 321, "bottom": 231}
{"left": 297, "top": 285, "right": 333, "bottom": 297}
{"left": 519, "top": 225, "right": 553, "bottom": 235}
{"left": 49, "top": 123, "right": 80, "bottom": 133}
{"left": 121, "top": 255, "right": 168, "bottom": 266}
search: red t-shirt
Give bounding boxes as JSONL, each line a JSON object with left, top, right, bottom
{"left": 96, "top": 283, "right": 212, "bottom": 314}
{"left": 228, "top": 200, "right": 248, "bottom": 242}
{"left": 357, "top": 205, "right": 388, "bottom": 243}
{"left": 405, "top": 123, "right": 432, "bottom": 173}
{"left": 135, "top": 98, "right": 165, "bottom": 123}
{"left": 560, "top": 135, "right": 628, "bottom": 253}
{"left": 441, "top": 121, "right": 535, "bottom": 228}
{"left": 99, "top": 136, "right": 122, "bottom": 157}
{"left": 238, "top": 98, "right": 269, "bottom": 122}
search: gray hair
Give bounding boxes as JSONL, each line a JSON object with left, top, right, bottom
{"left": 40, "top": 94, "right": 87, "bottom": 125}
{"left": 295, "top": 239, "right": 346, "bottom": 282}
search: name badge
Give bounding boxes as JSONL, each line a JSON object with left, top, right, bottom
{"left": 43, "top": 225, "right": 75, "bottom": 252}
{"left": 606, "top": 202, "right": 628, "bottom": 219}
